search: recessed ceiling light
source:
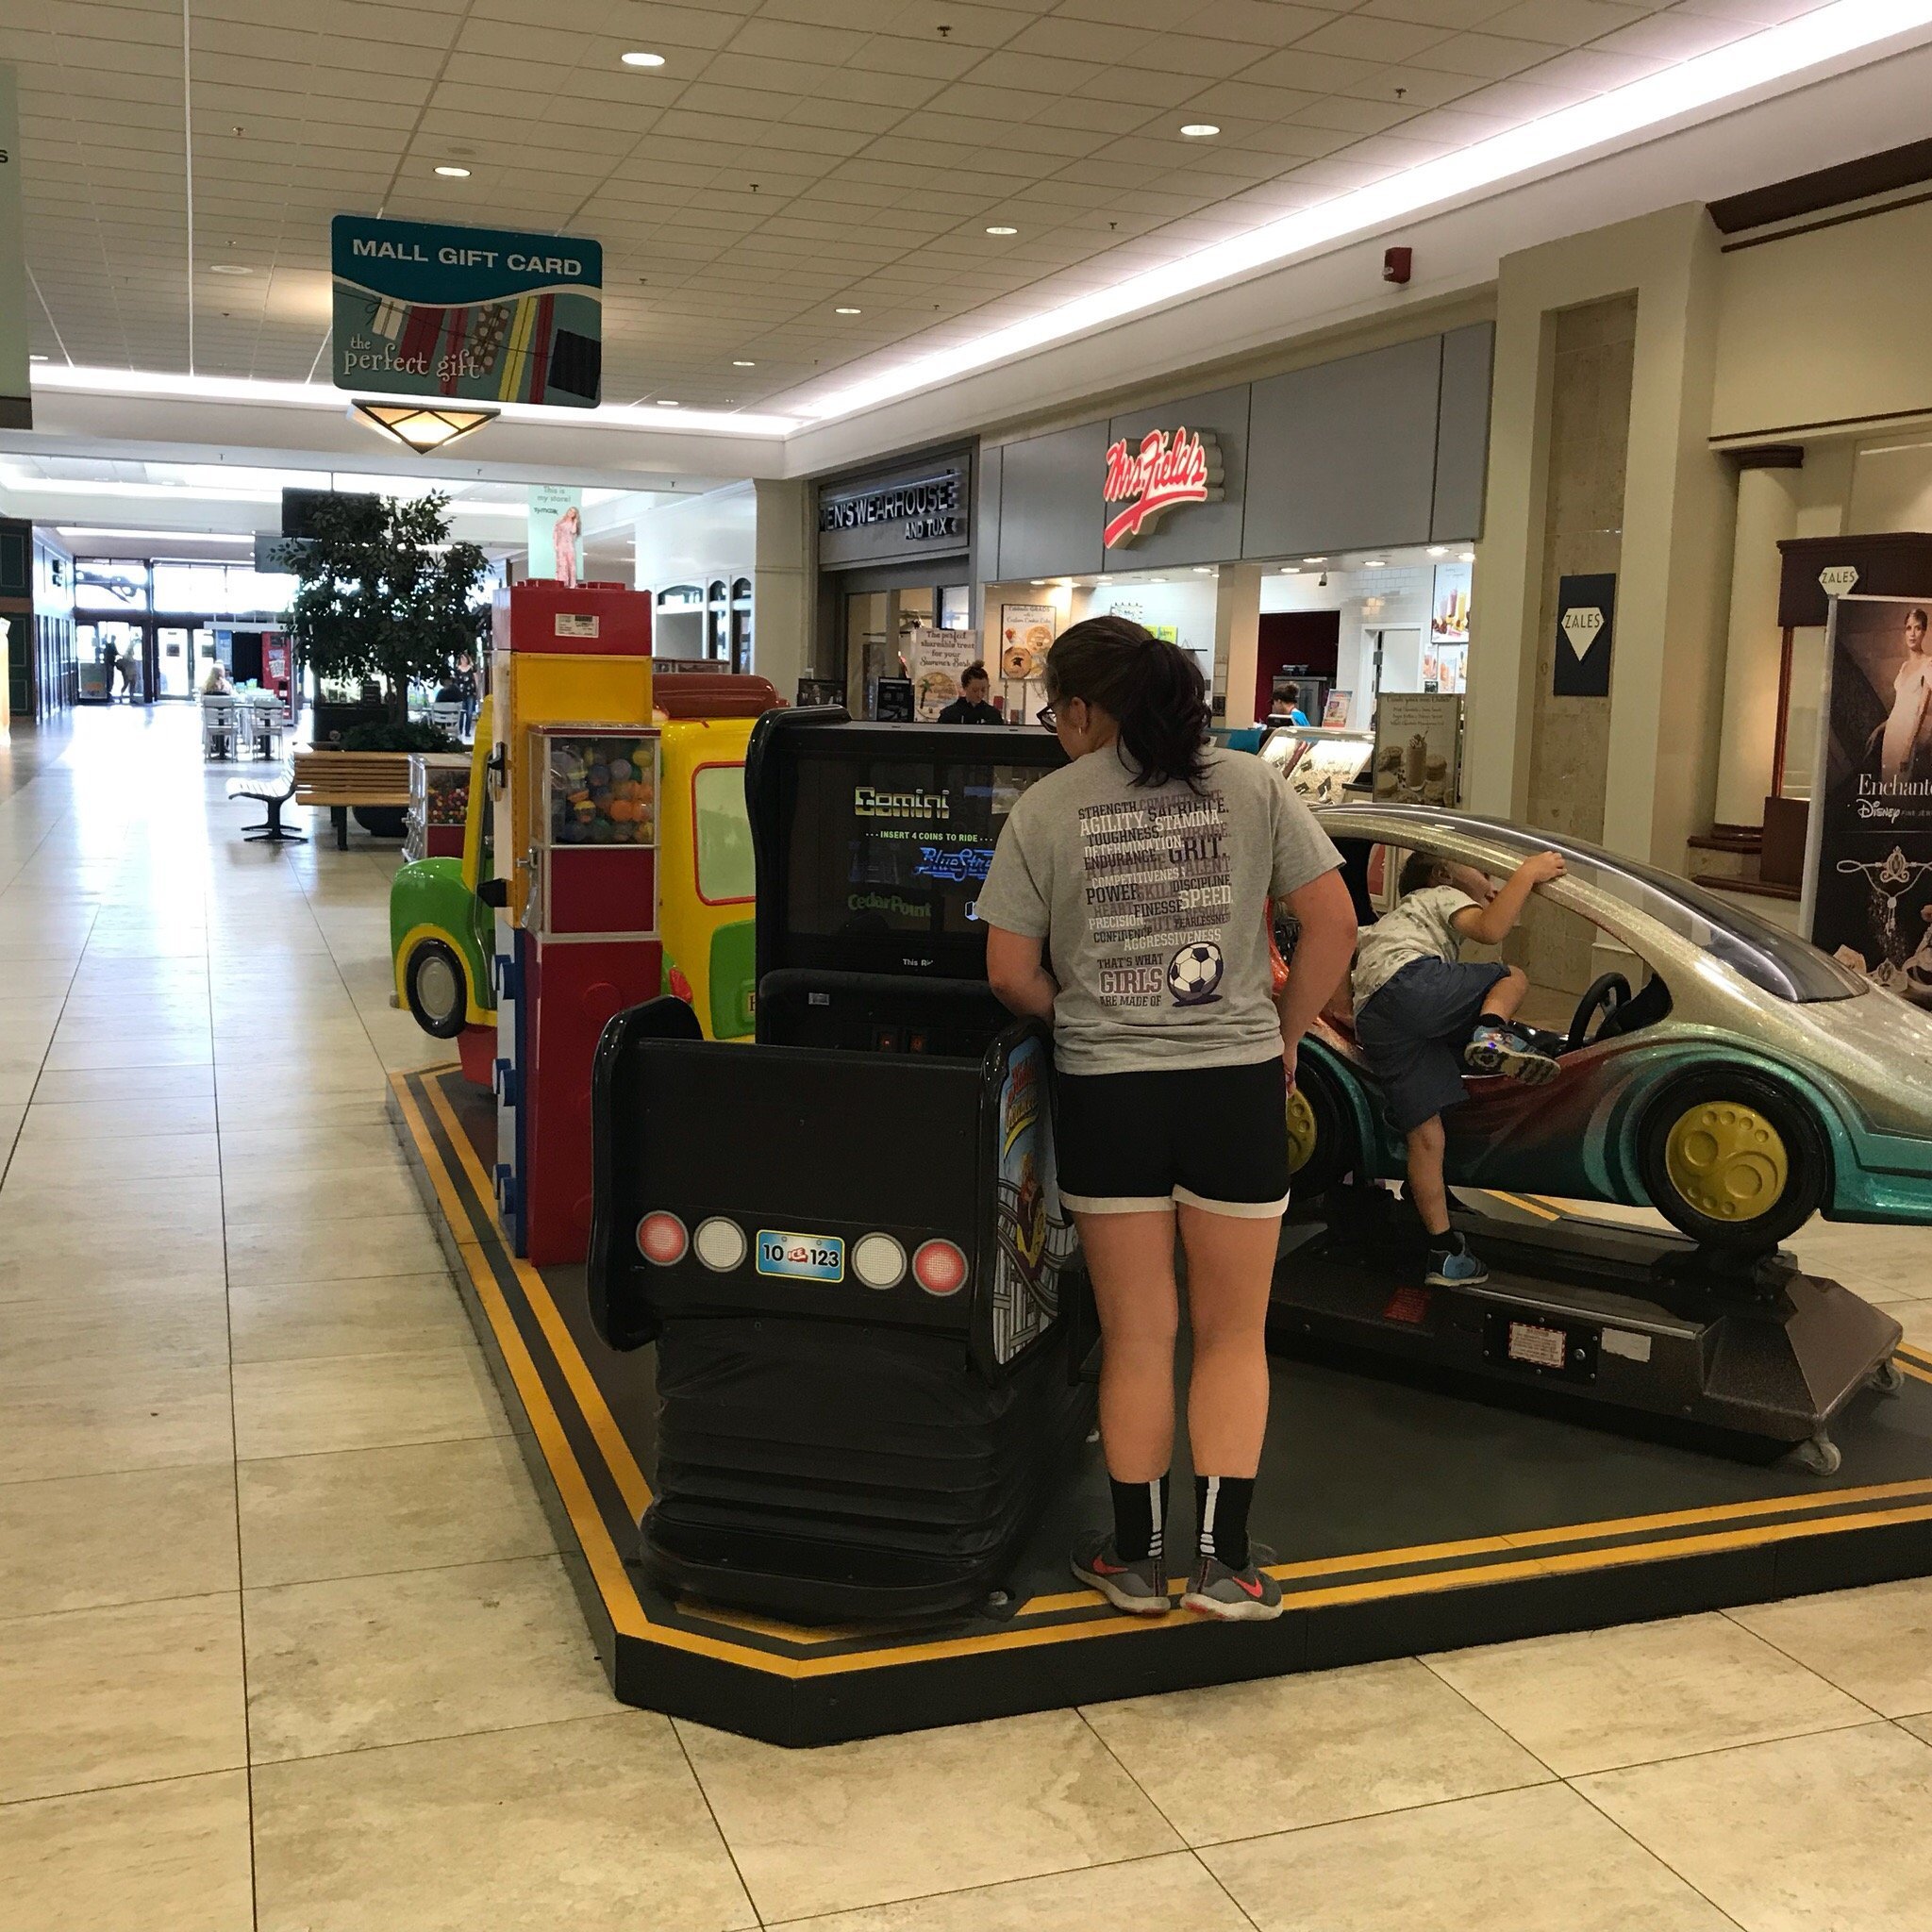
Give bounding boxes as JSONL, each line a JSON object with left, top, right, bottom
{"left": 434, "top": 164, "right": 470, "bottom": 177}
{"left": 29, "top": 353, "right": 48, "bottom": 362}
{"left": 1459, "top": 550, "right": 1475, "bottom": 562}
{"left": 835, "top": 306, "right": 861, "bottom": 315}
{"left": 1180, "top": 123, "right": 1220, "bottom": 139}
{"left": 657, "top": 399, "right": 681, "bottom": 408}
{"left": 621, "top": 50, "right": 666, "bottom": 66}
{"left": 1364, "top": 558, "right": 1387, "bottom": 568}
{"left": 1192, "top": 566, "right": 1214, "bottom": 574}
{"left": 208, "top": 264, "right": 253, "bottom": 275}
{"left": 1303, "top": 557, "right": 1326, "bottom": 565}
{"left": 1280, "top": 565, "right": 1300, "bottom": 574}
{"left": 986, "top": 225, "right": 1018, "bottom": 236}
{"left": 1426, "top": 545, "right": 1447, "bottom": 557}
{"left": 731, "top": 358, "right": 756, "bottom": 367}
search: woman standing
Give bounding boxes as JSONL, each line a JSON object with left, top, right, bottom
{"left": 976, "top": 616, "right": 1357, "bottom": 1620}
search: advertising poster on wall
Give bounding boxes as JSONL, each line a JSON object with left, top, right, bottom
{"left": 905, "top": 625, "right": 978, "bottom": 721}
{"left": 1431, "top": 561, "right": 1472, "bottom": 643}
{"left": 330, "top": 215, "right": 602, "bottom": 407}
{"left": 998, "top": 603, "right": 1056, "bottom": 682}
{"left": 526, "top": 485, "right": 582, "bottom": 586}
{"left": 1374, "top": 692, "right": 1462, "bottom": 806}
{"left": 1807, "top": 593, "right": 1932, "bottom": 1005}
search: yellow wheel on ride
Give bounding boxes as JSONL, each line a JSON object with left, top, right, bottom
{"left": 1662, "top": 1101, "right": 1788, "bottom": 1223}
{"left": 1639, "top": 1072, "right": 1827, "bottom": 1252}
{"left": 1286, "top": 1086, "right": 1319, "bottom": 1176}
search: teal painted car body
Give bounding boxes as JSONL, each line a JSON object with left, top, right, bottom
{"left": 1307, "top": 805, "right": 1932, "bottom": 1232}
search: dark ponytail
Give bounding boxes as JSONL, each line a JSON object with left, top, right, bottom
{"left": 1045, "top": 613, "right": 1211, "bottom": 791}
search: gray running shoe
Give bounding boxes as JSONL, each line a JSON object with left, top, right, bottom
{"left": 1181, "top": 1542, "right": 1285, "bottom": 1622}
{"left": 1464, "top": 1023, "right": 1560, "bottom": 1085}
{"left": 1072, "top": 1533, "right": 1172, "bottom": 1616}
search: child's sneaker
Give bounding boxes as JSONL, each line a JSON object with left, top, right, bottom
{"left": 1426, "top": 1231, "right": 1491, "bottom": 1288}
{"left": 1464, "top": 1022, "right": 1560, "bottom": 1085}
{"left": 1181, "top": 1543, "right": 1285, "bottom": 1621}
{"left": 1071, "top": 1534, "right": 1171, "bottom": 1616}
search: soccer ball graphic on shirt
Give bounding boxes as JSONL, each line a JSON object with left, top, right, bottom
{"left": 1166, "top": 941, "right": 1224, "bottom": 1006}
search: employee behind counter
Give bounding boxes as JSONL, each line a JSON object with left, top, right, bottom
{"left": 937, "top": 662, "right": 1007, "bottom": 725}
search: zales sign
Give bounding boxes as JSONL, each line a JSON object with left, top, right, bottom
{"left": 1102, "top": 426, "right": 1224, "bottom": 548}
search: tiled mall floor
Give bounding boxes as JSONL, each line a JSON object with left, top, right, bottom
{"left": 5, "top": 706, "right": 1932, "bottom": 1931}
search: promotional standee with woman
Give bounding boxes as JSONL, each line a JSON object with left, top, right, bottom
{"left": 978, "top": 615, "right": 1357, "bottom": 1620}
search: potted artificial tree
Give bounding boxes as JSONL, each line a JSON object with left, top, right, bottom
{"left": 288, "top": 491, "right": 492, "bottom": 834}
{"left": 291, "top": 490, "right": 491, "bottom": 739}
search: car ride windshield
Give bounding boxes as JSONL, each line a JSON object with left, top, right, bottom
{"left": 1327, "top": 810, "right": 1867, "bottom": 1003}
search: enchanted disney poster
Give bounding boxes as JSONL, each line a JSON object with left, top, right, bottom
{"left": 1807, "top": 593, "right": 1932, "bottom": 1006}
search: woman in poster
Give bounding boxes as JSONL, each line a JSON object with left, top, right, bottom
{"left": 552, "top": 505, "right": 582, "bottom": 589}
{"left": 1873, "top": 606, "right": 1932, "bottom": 783}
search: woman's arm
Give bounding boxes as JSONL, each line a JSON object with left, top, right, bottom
{"left": 1275, "top": 868, "right": 1357, "bottom": 1081}
{"left": 986, "top": 926, "right": 1058, "bottom": 1023}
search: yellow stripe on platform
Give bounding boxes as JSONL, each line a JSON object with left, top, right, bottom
{"left": 390, "top": 1068, "right": 1932, "bottom": 1679}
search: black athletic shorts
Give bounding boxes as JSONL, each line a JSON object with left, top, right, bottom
{"left": 1055, "top": 1058, "right": 1290, "bottom": 1219}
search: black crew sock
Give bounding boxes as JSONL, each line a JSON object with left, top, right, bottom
{"left": 1475, "top": 1010, "right": 1513, "bottom": 1034}
{"left": 1194, "top": 1474, "right": 1257, "bottom": 1571}
{"left": 1108, "top": 1473, "right": 1170, "bottom": 1564}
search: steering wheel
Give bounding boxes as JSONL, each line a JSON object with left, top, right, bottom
{"left": 1568, "top": 972, "right": 1631, "bottom": 1051}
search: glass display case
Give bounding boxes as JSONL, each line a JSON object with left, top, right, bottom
{"left": 531, "top": 726, "right": 659, "bottom": 939}
{"left": 1259, "top": 725, "right": 1376, "bottom": 806}
{"left": 405, "top": 753, "right": 472, "bottom": 863}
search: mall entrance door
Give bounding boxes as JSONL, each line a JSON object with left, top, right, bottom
{"left": 76, "top": 620, "right": 148, "bottom": 702}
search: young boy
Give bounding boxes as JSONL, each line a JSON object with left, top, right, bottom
{"left": 1351, "top": 848, "right": 1568, "bottom": 1286}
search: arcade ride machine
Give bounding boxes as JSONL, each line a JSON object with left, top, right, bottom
{"left": 1273, "top": 805, "right": 1919, "bottom": 1475}
{"left": 386, "top": 720, "right": 1932, "bottom": 1746}
{"left": 589, "top": 711, "right": 1092, "bottom": 1618}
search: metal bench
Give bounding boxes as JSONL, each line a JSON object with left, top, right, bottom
{"left": 227, "top": 766, "right": 305, "bottom": 844}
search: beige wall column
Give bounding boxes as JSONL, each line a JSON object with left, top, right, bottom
{"left": 1215, "top": 562, "right": 1262, "bottom": 730}
{"left": 752, "top": 478, "right": 810, "bottom": 701}
{"left": 1467, "top": 205, "right": 1735, "bottom": 873}
{"left": 1712, "top": 449, "right": 1804, "bottom": 826}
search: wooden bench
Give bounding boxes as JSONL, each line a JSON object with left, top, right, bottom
{"left": 292, "top": 750, "right": 412, "bottom": 850}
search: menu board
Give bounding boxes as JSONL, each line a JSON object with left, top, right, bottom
{"left": 1374, "top": 692, "right": 1462, "bottom": 807}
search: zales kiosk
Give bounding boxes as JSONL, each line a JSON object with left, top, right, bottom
{"left": 591, "top": 711, "right": 1091, "bottom": 1619}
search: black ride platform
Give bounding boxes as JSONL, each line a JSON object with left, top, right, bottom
{"left": 393, "top": 1063, "right": 1932, "bottom": 1749}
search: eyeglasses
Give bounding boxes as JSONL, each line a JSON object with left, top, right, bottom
{"left": 1037, "top": 703, "right": 1057, "bottom": 730}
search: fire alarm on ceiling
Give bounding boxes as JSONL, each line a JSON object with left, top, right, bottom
{"left": 1383, "top": 246, "right": 1412, "bottom": 285}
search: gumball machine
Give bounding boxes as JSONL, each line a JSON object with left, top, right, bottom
{"left": 488, "top": 580, "right": 657, "bottom": 1264}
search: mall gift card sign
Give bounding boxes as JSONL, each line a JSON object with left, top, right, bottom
{"left": 330, "top": 215, "right": 602, "bottom": 408}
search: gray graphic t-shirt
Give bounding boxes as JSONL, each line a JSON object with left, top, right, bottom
{"left": 975, "top": 744, "right": 1342, "bottom": 1075}
{"left": 1351, "top": 884, "right": 1477, "bottom": 1008}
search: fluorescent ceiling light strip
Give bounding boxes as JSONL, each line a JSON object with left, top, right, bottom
{"left": 57, "top": 526, "right": 256, "bottom": 541}
{"left": 799, "top": 0, "right": 1932, "bottom": 421}
{"left": 28, "top": 364, "right": 796, "bottom": 437}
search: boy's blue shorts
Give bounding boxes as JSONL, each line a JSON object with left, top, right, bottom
{"left": 1354, "top": 957, "right": 1510, "bottom": 1134}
